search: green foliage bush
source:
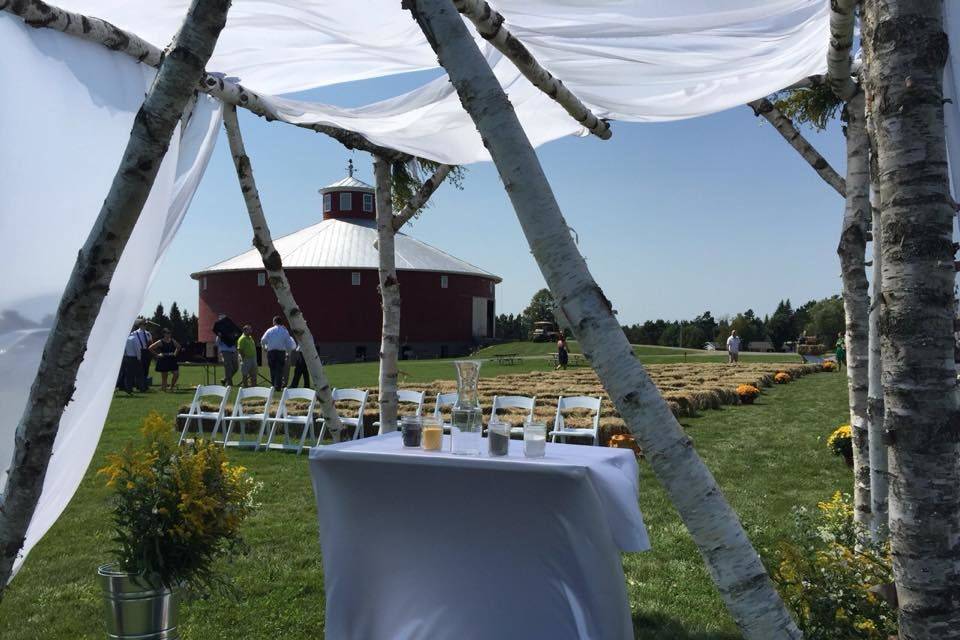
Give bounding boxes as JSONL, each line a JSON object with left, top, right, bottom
{"left": 772, "top": 492, "right": 896, "bottom": 639}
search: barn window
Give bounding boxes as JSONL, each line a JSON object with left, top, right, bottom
{"left": 202, "top": 276, "right": 208, "bottom": 291}
{"left": 257, "top": 272, "right": 266, "bottom": 287}
{"left": 489, "top": 282, "right": 494, "bottom": 295}
{"left": 351, "top": 272, "right": 361, "bottom": 286}
{"left": 323, "top": 193, "right": 332, "bottom": 212}
{"left": 362, "top": 193, "right": 374, "bottom": 212}
{"left": 440, "top": 275, "right": 448, "bottom": 289}
{"left": 340, "top": 192, "right": 352, "bottom": 211}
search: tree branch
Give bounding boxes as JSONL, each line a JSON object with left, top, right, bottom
{"left": 392, "top": 164, "right": 453, "bottom": 231}
{"left": 1, "top": 0, "right": 412, "bottom": 163}
{"left": 451, "top": 0, "right": 611, "bottom": 140}
{"left": 748, "top": 97, "right": 846, "bottom": 197}
{"left": 221, "top": 105, "right": 343, "bottom": 438}
{"left": 0, "top": 0, "right": 230, "bottom": 593}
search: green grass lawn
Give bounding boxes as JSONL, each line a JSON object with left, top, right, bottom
{"left": 475, "top": 340, "right": 800, "bottom": 363}
{"left": 0, "top": 366, "right": 849, "bottom": 639}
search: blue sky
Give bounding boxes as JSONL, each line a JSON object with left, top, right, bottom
{"left": 144, "top": 70, "right": 846, "bottom": 325}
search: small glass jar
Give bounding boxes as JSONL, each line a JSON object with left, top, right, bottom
{"left": 400, "top": 415, "right": 423, "bottom": 448}
{"left": 421, "top": 416, "right": 444, "bottom": 451}
{"left": 487, "top": 420, "right": 510, "bottom": 457}
{"left": 523, "top": 421, "right": 547, "bottom": 458}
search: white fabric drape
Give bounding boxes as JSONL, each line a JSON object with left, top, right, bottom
{"left": 48, "top": 0, "right": 830, "bottom": 163}
{"left": 0, "top": 18, "right": 221, "bottom": 577}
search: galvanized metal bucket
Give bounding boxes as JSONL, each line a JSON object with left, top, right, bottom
{"left": 98, "top": 564, "right": 180, "bottom": 640}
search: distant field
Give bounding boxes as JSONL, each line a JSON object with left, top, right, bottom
{"left": 173, "top": 342, "right": 801, "bottom": 390}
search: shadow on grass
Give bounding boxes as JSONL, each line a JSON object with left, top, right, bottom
{"left": 633, "top": 611, "right": 741, "bottom": 640}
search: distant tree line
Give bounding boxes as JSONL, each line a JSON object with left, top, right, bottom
{"left": 495, "top": 289, "right": 845, "bottom": 350}
{"left": 148, "top": 302, "right": 199, "bottom": 345}
{"left": 620, "top": 297, "right": 845, "bottom": 350}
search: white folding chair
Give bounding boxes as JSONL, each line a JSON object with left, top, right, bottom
{"left": 549, "top": 396, "right": 603, "bottom": 446}
{"left": 177, "top": 385, "right": 230, "bottom": 445}
{"left": 373, "top": 389, "right": 425, "bottom": 431}
{"left": 318, "top": 388, "right": 369, "bottom": 442}
{"left": 433, "top": 391, "right": 458, "bottom": 432}
{"left": 489, "top": 395, "right": 536, "bottom": 437}
{"left": 221, "top": 386, "right": 273, "bottom": 450}
{"left": 264, "top": 387, "right": 317, "bottom": 455}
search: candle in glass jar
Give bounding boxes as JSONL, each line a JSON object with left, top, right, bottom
{"left": 401, "top": 416, "right": 422, "bottom": 448}
{"left": 421, "top": 417, "right": 443, "bottom": 451}
{"left": 487, "top": 421, "right": 510, "bottom": 457}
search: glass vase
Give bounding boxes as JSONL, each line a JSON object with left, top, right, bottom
{"left": 451, "top": 360, "right": 482, "bottom": 455}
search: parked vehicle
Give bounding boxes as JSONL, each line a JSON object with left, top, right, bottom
{"left": 530, "top": 321, "right": 559, "bottom": 342}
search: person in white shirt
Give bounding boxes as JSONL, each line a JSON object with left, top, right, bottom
{"left": 132, "top": 319, "right": 152, "bottom": 391}
{"left": 726, "top": 330, "right": 741, "bottom": 364}
{"left": 119, "top": 328, "right": 145, "bottom": 393}
{"left": 261, "top": 316, "right": 293, "bottom": 390}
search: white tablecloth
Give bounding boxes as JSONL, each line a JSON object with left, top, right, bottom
{"left": 308, "top": 433, "right": 649, "bottom": 640}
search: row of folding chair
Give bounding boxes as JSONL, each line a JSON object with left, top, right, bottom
{"left": 176, "top": 384, "right": 370, "bottom": 454}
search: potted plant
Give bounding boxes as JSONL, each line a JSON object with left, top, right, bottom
{"left": 774, "top": 372, "right": 792, "bottom": 384}
{"left": 822, "top": 360, "right": 838, "bottom": 372}
{"left": 97, "top": 412, "right": 258, "bottom": 639}
{"left": 736, "top": 384, "right": 760, "bottom": 404}
{"left": 827, "top": 424, "right": 854, "bottom": 467}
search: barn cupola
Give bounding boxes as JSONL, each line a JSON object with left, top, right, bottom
{"left": 319, "top": 159, "right": 376, "bottom": 221}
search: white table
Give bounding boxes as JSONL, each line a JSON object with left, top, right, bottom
{"left": 309, "top": 432, "right": 649, "bottom": 640}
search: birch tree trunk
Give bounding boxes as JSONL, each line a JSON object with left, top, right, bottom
{"left": 862, "top": 1, "right": 960, "bottom": 637}
{"left": 827, "top": 0, "right": 858, "bottom": 100}
{"left": 867, "top": 189, "right": 888, "bottom": 541}
{"left": 0, "top": 0, "right": 230, "bottom": 594}
{"left": 407, "top": 1, "right": 800, "bottom": 637}
{"left": 374, "top": 156, "right": 400, "bottom": 434}
{"left": 838, "top": 91, "right": 872, "bottom": 536}
{"left": 748, "top": 97, "right": 847, "bottom": 196}
{"left": 451, "top": 0, "right": 610, "bottom": 139}
{"left": 221, "top": 106, "right": 343, "bottom": 437}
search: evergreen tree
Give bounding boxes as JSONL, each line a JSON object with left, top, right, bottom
{"left": 150, "top": 303, "right": 167, "bottom": 329}
{"left": 767, "top": 299, "right": 795, "bottom": 350}
{"left": 169, "top": 302, "right": 186, "bottom": 344}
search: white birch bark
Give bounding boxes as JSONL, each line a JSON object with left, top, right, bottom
{"left": 0, "top": 0, "right": 410, "bottom": 163}
{"left": 827, "top": 0, "right": 858, "bottom": 101}
{"left": 837, "top": 91, "right": 871, "bottom": 535}
{"left": 451, "top": 0, "right": 610, "bottom": 140}
{"left": 862, "top": 1, "right": 960, "bottom": 637}
{"left": 867, "top": 186, "right": 888, "bottom": 542}
{"left": 221, "top": 106, "right": 343, "bottom": 437}
{"left": 374, "top": 156, "right": 400, "bottom": 434}
{"left": 408, "top": 1, "right": 800, "bottom": 637}
{"left": 0, "top": 0, "right": 230, "bottom": 593}
{"left": 748, "top": 97, "right": 847, "bottom": 197}
{"left": 392, "top": 164, "right": 454, "bottom": 231}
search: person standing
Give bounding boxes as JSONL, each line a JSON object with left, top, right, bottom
{"left": 835, "top": 336, "right": 847, "bottom": 368}
{"left": 213, "top": 313, "right": 241, "bottom": 386}
{"left": 555, "top": 331, "right": 569, "bottom": 370}
{"left": 119, "top": 328, "right": 144, "bottom": 394}
{"left": 726, "top": 330, "right": 741, "bottom": 364}
{"left": 261, "top": 316, "right": 293, "bottom": 391}
{"left": 237, "top": 324, "right": 259, "bottom": 388}
{"left": 148, "top": 329, "right": 181, "bottom": 392}
{"left": 132, "top": 319, "right": 152, "bottom": 391}
{"left": 290, "top": 341, "right": 312, "bottom": 388}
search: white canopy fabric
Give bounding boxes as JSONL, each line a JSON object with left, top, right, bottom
{"left": 48, "top": 0, "right": 831, "bottom": 163}
{"left": 0, "top": 17, "right": 222, "bottom": 577}
{"left": 2, "top": 0, "right": 959, "bottom": 580}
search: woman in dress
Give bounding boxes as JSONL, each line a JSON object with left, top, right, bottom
{"left": 556, "top": 331, "right": 569, "bottom": 370}
{"left": 149, "top": 329, "right": 181, "bottom": 392}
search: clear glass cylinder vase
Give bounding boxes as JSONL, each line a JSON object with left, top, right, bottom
{"left": 451, "top": 360, "right": 482, "bottom": 455}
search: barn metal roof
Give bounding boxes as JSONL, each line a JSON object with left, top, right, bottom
{"left": 192, "top": 218, "right": 501, "bottom": 282}
{"left": 319, "top": 176, "right": 374, "bottom": 193}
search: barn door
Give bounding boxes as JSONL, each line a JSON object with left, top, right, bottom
{"left": 472, "top": 297, "right": 488, "bottom": 338}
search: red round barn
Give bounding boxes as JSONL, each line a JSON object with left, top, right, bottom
{"left": 192, "top": 171, "right": 500, "bottom": 362}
